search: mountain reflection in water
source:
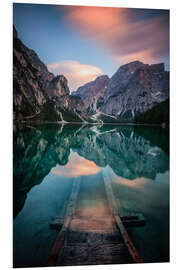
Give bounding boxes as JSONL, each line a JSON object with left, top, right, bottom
{"left": 13, "top": 124, "right": 169, "bottom": 218}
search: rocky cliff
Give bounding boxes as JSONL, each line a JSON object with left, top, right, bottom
{"left": 100, "top": 61, "right": 169, "bottom": 121}
{"left": 74, "top": 61, "right": 169, "bottom": 123}
{"left": 13, "top": 25, "right": 169, "bottom": 124}
{"left": 13, "top": 26, "right": 53, "bottom": 120}
{"left": 13, "top": 26, "right": 87, "bottom": 123}
{"left": 72, "top": 75, "right": 109, "bottom": 113}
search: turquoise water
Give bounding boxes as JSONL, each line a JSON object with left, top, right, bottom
{"left": 13, "top": 124, "right": 169, "bottom": 267}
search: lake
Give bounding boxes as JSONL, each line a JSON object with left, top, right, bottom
{"left": 13, "top": 123, "right": 169, "bottom": 267}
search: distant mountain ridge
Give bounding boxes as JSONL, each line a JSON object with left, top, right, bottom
{"left": 73, "top": 61, "right": 169, "bottom": 123}
{"left": 101, "top": 61, "right": 169, "bottom": 120}
{"left": 72, "top": 75, "right": 109, "bottom": 113}
{"left": 13, "top": 26, "right": 169, "bottom": 124}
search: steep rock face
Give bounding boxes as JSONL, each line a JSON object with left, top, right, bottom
{"left": 72, "top": 75, "right": 109, "bottom": 113}
{"left": 45, "top": 75, "right": 69, "bottom": 98}
{"left": 13, "top": 26, "right": 88, "bottom": 123}
{"left": 69, "top": 95, "right": 86, "bottom": 113}
{"left": 44, "top": 75, "right": 87, "bottom": 122}
{"left": 104, "top": 61, "right": 145, "bottom": 100}
{"left": 13, "top": 26, "right": 54, "bottom": 120}
{"left": 99, "top": 61, "right": 169, "bottom": 120}
{"left": 45, "top": 75, "right": 85, "bottom": 113}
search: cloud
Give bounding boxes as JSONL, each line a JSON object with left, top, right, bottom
{"left": 51, "top": 152, "right": 101, "bottom": 177}
{"left": 48, "top": 60, "right": 103, "bottom": 91}
{"left": 63, "top": 6, "right": 169, "bottom": 66}
{"left": 113, "top": 176, "right": 147, "bottom": 188}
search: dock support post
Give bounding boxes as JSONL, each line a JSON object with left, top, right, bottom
{"left": 102, "top": 170, "right": 143, "bottom": 263}
{"left": 47, "top": 177, "right": 81, "bottom": 266}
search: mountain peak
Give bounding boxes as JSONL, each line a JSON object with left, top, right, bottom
{"left": 13, "top": 25, "right": 18, "bottom": 39}
{"left": 100, "top": 61, "right": 169, "bottom": 119}
{"left": 72, "top": 74, "right": 110, "bottom": 112}
{"left": 149, "top": 63, "right": 165, "bottom": 72}
{"left": 95, "top": 74, "right": 109, "bottom": 82}
{"left": 45, "top": 74, "right": 70, "bottom": 97}
{"left": 118, "top": 61, "right": 165, "bottom": 73}
{"left": 121, "top": 60, "right": 144, "bottom": 66}
{"left": 117, "top": 60, "right": 146, "bottom": 73}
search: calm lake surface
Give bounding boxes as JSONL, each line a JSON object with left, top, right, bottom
{"left": 13, "top": 124, "right": 169, "bottom": 267}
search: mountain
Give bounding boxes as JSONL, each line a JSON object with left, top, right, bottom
{"left": 13, "top": 25, "right": 169, "bottom": 124}
{"left": 13, "top": 26, "right": 53, "bottom": 120}
{"left": 72, "top": 75, "right": 109, "bottom": 113}
{"left": 13, "top": 26, "right": 88, "bottom": 123}
{"left": 100, "top": 61, "right": 169, "bottom": 121}
{"left": 74, "top": 61, "right": 169, "bottom": 123}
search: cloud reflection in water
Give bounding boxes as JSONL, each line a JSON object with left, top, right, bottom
{"left": 51, "top": 151, "right": 101, "bottom": 177}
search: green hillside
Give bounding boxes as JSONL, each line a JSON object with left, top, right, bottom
{"left": 135, "top": 98, "right": 169, "bottom": 125}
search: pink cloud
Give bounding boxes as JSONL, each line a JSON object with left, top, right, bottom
{"left": 62, "top": 6, "right": 169, "bottom": 66}
{"left": 48, "top": 60, "right": 103, "bottom": 91}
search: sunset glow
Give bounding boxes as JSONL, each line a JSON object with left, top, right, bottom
{"left": 14, "top": 4, "right": 169, "bottom": 91}
{"left": 51, "top": 151, "right": 101, "bottom": 177}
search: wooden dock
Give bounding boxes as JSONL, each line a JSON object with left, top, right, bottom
{"left": 47, "top": 171, "right": 145, "bottom": 266}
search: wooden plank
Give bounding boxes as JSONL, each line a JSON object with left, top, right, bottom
{"left": 50, "top": 213, "right": 145, "bottom": 230}
{"left": 59, "top": 243, "right": 132, "bottom": 266}
{"left": 70, "top": 217, "right": 116, "bottom": 233}
{"left": 115, "top": 215, "right": 143, "bottom": 263}
{"left": 47, "top": 177, "right": 81, "bottom": 266}
{"left": 121, "top": 214, "right": 146, "bottom": 227}
{"left": 102, "top": 170, "right": 143, "bottom": 263}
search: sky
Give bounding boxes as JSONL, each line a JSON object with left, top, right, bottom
{"left": 13, "top": 3, "right": 169, "bottom": 92}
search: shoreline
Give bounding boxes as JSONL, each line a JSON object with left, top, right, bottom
{"left": 13, "top": 120, "right": 169, "bottom": 128}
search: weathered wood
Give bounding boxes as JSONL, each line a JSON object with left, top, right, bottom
{"left": 102, "top": 170, "right": 143, "bottom": 263}
{"left": 115, "top": 215, "right": 143, "bottom": 263}
{"left": 48, "top": 170, "right": 144, "bottom": 266}
{"left": 121, "top": 213, "right": 146, "bottom": 227}
{"left": 50, "top": 213, "right": 145, "bottom": 230}
{"left": 47, "top": 177, "right": 81, "bottom": 266}
{"left": 47, "top": 216, "right": 71, "bottom": 266}
{"left": 57, "top": 226, "right": 132, "bottom": 265}
{"left": 58, "top": 243, "right": 132, "bottom": 266}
